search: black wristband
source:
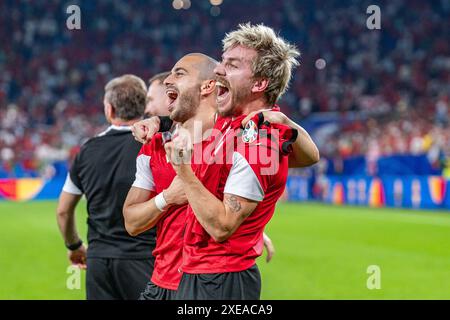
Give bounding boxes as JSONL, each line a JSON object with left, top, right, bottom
{"left": 158, "top": 116, "right": 174, "bottom": 132}
{"left": 66, "top": 240, "right": 83, "bottom": 251}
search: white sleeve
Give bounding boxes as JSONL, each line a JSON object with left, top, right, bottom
{"left": 62, "top": 173, "right": 83, "bottom": 195}
{"left": 132, "top": 154, "right": 155, "bottom": 191}
{"left": 223, "top": 152, "right": 265, "bottom": 202}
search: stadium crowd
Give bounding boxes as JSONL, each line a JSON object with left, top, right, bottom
{"left": 321, "top": 106, "right": 449, "bottom": 160}
{"left": 0, "top": 0, "right": 449, "bottom": 177}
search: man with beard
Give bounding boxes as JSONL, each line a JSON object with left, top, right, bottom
{"left": 123, "top": 53, "right": 220, "bottom": 299}
{"left": 163, "top": 23, "right": 316, "bottom": 299}
{"left": 124, "top": 53, "right": 277, "bottom": 300}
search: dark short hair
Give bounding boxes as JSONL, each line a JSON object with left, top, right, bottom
{"left": 104, "top": 74, "right": 147, "bottom": 120}
{"left": 148, "top": 71, "right": 171, "bottom": 85}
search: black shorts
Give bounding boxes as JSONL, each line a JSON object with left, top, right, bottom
{"left": 176, "top": 264, "right": 261, "bottom": 300}
{"left": 139, "top": 280, "right": 178, "bottom": 300}
{"left": 86, "top": 257, "right": 154, "bottom": 300}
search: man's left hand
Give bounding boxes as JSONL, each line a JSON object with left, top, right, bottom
{"left": 241, "top": 109, "right": 288, "bottom": 128}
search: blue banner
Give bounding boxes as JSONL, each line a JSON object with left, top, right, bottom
{"left": 286, "top": 175, "right": 450, "bottom": 210}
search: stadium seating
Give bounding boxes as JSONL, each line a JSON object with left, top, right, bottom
{"left": 0, "top": 0, "right": 448, "bottom": 181}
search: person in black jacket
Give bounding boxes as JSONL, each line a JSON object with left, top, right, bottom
{"left": 56, "top": 74, "right": 156, "bottom": 300}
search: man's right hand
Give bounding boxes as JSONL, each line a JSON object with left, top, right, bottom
{"left": 68, "top": 244, "right": 87, "bottom": 269}
{"left": 132, "top": 117, "right": 161, "bottom": 144}
{"left": 163, "top": 176, "right": 188, "bottom": 206}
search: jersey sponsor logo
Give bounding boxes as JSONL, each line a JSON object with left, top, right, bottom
{"left": 242, "top": 120, "right": 258, "bottom": 144}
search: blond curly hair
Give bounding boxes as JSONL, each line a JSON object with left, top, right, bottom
{"left": 222, "top": 23, "right": 300, "bottom": 105}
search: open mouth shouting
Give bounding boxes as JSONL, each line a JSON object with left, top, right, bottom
{"left": 166, "top": 86, "right": 179, "bottom": 112}
{"left": 216, "top": 80, "right": 230, "bottom": 107}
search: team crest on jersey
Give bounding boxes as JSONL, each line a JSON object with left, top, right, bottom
{"left": 242, "top": 120, "right": 258, "bottom": 143}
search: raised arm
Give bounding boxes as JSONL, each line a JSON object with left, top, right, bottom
{"left": 123, "top": 177, "right": 186, "bottom": 236}
{"left": 123, "top": 140, "right": 186, "bottom": 236}
{"left": 123, "top": 187, "right": 160, "bottom": 236}
{"left": 176, "top": 164, "right": 257, "bottom": 243}
{"left": 241, "top": 110, "right": 320, "bottom": 168}
{"left": 164, "top": 133, "right": 261, "bottom": 243}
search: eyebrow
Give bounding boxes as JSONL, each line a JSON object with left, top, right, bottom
{"left": 221, "top": 56, "right": 242, "bottom": 63}
{"left": 173, "top": 67, "right": 188, "bottom": 73}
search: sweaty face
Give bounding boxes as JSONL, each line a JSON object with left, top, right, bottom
{"left": 214, "top": 45, "right": 257, "bottom": 117}
{"left": 145, "top": 80, "right": 169, "bottom": 117}
{"left": 164, "top": 56, "right": 202, "bottom": 123}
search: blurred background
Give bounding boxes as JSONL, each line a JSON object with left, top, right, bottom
{"left": 0, "top": 0, "right": 449, "bottom": 299}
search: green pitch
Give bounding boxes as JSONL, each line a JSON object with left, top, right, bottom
{"left": 0, "top": 201, "right": 449, "bottom": 299}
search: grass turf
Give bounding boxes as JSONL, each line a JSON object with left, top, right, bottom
{"left": 0, "top": 201, "right": 449, "bottom": 299}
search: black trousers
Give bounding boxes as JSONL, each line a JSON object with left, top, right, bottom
{"left": 175, "top": 264, "right": 261, "bottom": 300}
{"left": 86, "top": 257, "right": 154, "bottom": 300}
{"left": 139, "top": 280, "right": 178, "bottom": 300}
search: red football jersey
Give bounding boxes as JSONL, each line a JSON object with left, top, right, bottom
{"left": 133, "top": 133, "right": 185, "bottom": 290}
{"left": 181, "top": 112, "right": 297, "bottom": 274}
{"left": 132, "top": 117, "right": 233, "bottom": 289}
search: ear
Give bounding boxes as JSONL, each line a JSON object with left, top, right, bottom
{"left": 200, "top": 79, "right": 216, "bottom": 96}
{"left": 104, "top": 100, "right": 115, "bottom": 123}
{"left": 251, "top": 78, "right": 269, "bottom": 94}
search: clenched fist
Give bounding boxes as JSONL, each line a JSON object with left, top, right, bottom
{"left": 131, "top": 117, "right": 161, "bottom": 144}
